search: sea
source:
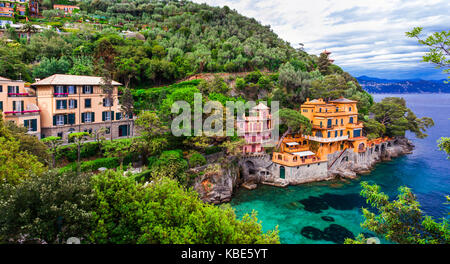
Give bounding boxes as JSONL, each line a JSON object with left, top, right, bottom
{"left": 230, "top": 93, "right": 450, "bottom": 244}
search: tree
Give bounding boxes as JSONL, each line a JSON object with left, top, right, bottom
{"left": 317, "top": 52, "right": 331, "bottom": 75}
{"left": 42, "top": 136, "right": 63, "bottom": 169}
{"left": 20, "top": 23, "right": 38, "bottom": 44}
{"left": 345, "top": 182, "right": 449, "bottom": 244}
{"left": 0, "top": 137, "right": 45, "bottom": 186}
{"left": 103, "top": 139, "right": 133, "bottom": 167}
{"left": 406, "top": 27, "right": 449, "bottom": 81}
{"left": 438, "top": 137, "right": 450, "bottom": 158}
{"left": 32, "top": 57, "right": 71, "bottom": 79}
{"left": 89, "top": 170, "right": 279, "bottom": 244}
{"left": 120, "top": 87, "right": 134, "bottom": 137}
{"left": 370, "top": 97, "right": 434, "bottom": 138}
{"left": 133, "top": 111, "right": 168, "bottom": 162}
{"left": 275, "top": 109, "right": 312, "bottom": 149}
{"left": 0, "top": 171, "right": 96, "bottom": 244}
{"left": 68, "top": 132, "right": 90, "bottom": 173}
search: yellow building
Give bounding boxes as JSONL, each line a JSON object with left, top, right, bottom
{"left": 0, "top": 76, "right": 41, "bottom": 138}
{"left": 273, "top": 97, "right": 368, "bottom": 168}
{"left": 32, "top": 74, "right": 133, "bottom": 141}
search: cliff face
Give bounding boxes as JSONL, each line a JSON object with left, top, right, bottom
{"left": 192, "top": 161, "right": 241, "bottom": 205}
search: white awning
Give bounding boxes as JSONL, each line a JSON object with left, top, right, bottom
{"left": 286, "top": 142, "right": 299, "bottom": 146}
{"left": 292, "top": 151, "right": 316, "bottom": 157}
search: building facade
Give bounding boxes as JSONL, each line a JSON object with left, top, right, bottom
{"left": 0, "top": 0, "right": 39, "bottom": 17}
{"left": 53, "top": 4, "right": 79, "bottom": 14}
{"left": 272, "top": 97, "right": 368, "bottom": 179}
{"left": 32, "top": 74, "right": 134, "bottom": 141}
{"left": 0, "top": 76, "right": 41, "bottom": 137}
{"left": 237, "top": 103, "right": 273, "bottom": 154}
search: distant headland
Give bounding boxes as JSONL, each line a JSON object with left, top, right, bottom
{"left": 357, "top": 76, "right": 449, "bottom": 94}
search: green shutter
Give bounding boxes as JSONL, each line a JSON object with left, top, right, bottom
{"left": 92, "top": 112, "right": 95, "bottom": 122}
{"left": 63, "top": 114, "right": 68, "bottom": 125}
{"left": 102, "top": 111, "right": 105, "bottom": 121}
{"left": 81, "top": 113, "right": 85, "bottom": 123}
{"left": 74, "top": 100, "right": 77, "bottom": 108}
{"left": 53, "top": 116, "right": 57, "bottom": 126}
{"left": 31, "top": 119, "right": 37, "bottom": 131}
{"left": 0, "top": 101, "right": 3, "bottom": 111}
{"left": 68, "top": 114, "right": 75, "bottom": 125}
{"left": 111, "top": 111, "right": 114, "bottom": 120}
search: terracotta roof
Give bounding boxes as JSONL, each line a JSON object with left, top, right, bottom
{"left": 304, "top": 99, "right": 326, "bottom": 105}
{"left": 329, "top": 98, "right": 357, "bottom": 103}
{"left": 0, "top": 76, "right": 11, "bottom": 81}
{"left": 252, "top": 102, "right": 269, "bottom": 110}
{"left": 32, "top": 74, "right": 122, "bottom": 86}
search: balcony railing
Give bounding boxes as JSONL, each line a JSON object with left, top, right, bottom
{"left": 8, "top": 93, "right": 30, "bottom": 97}
{"left": 304, "top": 135, "right": 349, "bottom": 143}
{"left": 54, "top": 93, "right": 69, "bottom": 97}
{"left": 3, "top": 110, "right": 40, "bottom": 115}
{"left": 273, "top": 152, "right": 322, "bottom": 166}
{"left": 246, "top": 138, "right": 273, "bottom": 144}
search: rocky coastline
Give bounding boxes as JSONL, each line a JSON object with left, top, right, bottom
{"left": 192, "top": 137, "right": 415, "bottom": 204}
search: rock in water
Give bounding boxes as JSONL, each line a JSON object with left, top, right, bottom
{"left": 300, "top": 226, "right": 324, "bottom": 241}
{"left": 321, "top": 216, "right": 335, "bottom": 222}
{"left": 322, "top": 224, "right": 355, "bottom": 244}
{"left": 298, "top": 196, "right": 329, "bottom": 213}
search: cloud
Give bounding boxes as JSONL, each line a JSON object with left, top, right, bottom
{"left": 192, "top": 0, "right": 450, "bottom": 79}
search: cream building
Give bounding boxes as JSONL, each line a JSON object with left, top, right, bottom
{"left": 32, "top": 74, "right": 133, "bottom": 141}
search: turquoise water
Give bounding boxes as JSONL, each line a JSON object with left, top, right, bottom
{"left": 230, "top": 93, "right": 450, "bottom": 244}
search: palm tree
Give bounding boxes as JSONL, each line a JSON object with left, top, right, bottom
{"left": 20, "top": 23, "right": 37, "bottom": 44}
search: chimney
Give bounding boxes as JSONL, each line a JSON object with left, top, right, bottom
{"left": 306, "top": 98, "right": 310, "bottom": 102}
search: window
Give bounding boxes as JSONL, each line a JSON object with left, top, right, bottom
{"left": 0, "top": 101, "right": 2, "bottom": 111}
{"left": 341, "top": 119, "right": 343, "bottom": 125}
{"left": 116, "top": 112, "right": 122, "bottom": 120}
{"left": 13, "top": 101, "right": 24, "bottom": 112}
{"left": 328, "top": 131, "right": 331, "bottom": 138}
{"left": 56, "top": 100, "right": 67, "bottom": 110}
{"left": 54, "top": 86, "right": 67, "bottom": 97}
{"left": 81, "top": 112, "right": 95, "bottom": 123}
{"left": 85, "top": 99, "right": 91, "bottom": 108}
{"left": 349, "top": 117, "right": 354, "bottom": 124}
{"left": 103, "top": 98, "right": 113, "bottom": 107}
{"left": 340, "top": 130, "right": 343, "bottom": 137}
{"left": 335, "top": 131, "right": 338, "bottom": 137}
{"left": 0, "top": 85, "right": 2, "bottom": 92}
{"left": 83, "top": 86, "right": 92, "bottom": 94}
{"left": 57, "top": 132, "right": 63, "bottom": 138}
{"left": 68, "top": 86, "right": 76, "bottom": 94}
{"left": 56, "top": 115, "right": 64, "bottom": 126}
{"left": 69, "top": 99, "right": 77, "bottom": 109}
{"left": 349, "top": 107, "right": 352, "bottom": 112}
{"left": 104, "top": 111, "right": 112, "bottom": 121}
{"left": 24, "top": 119, "right": 37, "bottom": 132}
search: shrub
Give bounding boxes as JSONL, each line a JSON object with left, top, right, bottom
{"left": 189, "top": 152, "right": 206, "bottom": 168}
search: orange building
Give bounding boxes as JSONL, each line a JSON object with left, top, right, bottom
{"left": 273, "top": 97, "right": 368, "bottom": 168}
{"left": 0, "top": 0, "right": 39, "bottom": 17}
{"left": 0, "top": 76, "right": 41, "bottom": 138}
{"left": 53, "top": 4, "right": 79, "bottom": 14}
{"left": 32, "top": 74, "right": 133, "bottom": 141}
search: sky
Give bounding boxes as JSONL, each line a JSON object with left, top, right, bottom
{"left": 192, "top": 0, "right": 450, "bottom": 80}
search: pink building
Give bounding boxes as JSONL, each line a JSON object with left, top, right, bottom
{"left": 237, "top": 103, "right": 273, "bottom": 154}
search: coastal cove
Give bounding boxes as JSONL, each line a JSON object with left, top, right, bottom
{"left": 230, "top": 93, "right": 450, "bottom": 244}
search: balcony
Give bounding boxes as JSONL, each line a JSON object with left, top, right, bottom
{"left": 304, "top": 135, "right": 349, "bottom": 143}
{"left": 54, "top": 93, "right": 69, "bottom": 97}
{"left": 8, "top": 93, "right": 30, "bottom": 97}
{"left": 3, "top": 109, "right": 40, "bottom": 115}
{"left": 273, "top": 152, "right": 323, "bottom": 167}
{"left": 246, "top": 137, "right": 273, "bottom": 144}
{"left": 346, "top": 122, "right": 363, "bottom": 129}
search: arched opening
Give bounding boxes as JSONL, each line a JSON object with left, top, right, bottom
{"left": 358, "top": 143, "right": 365, "bottom": 152}
{"left": 245, "top": 160, "right": 256, "bottom": 175}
